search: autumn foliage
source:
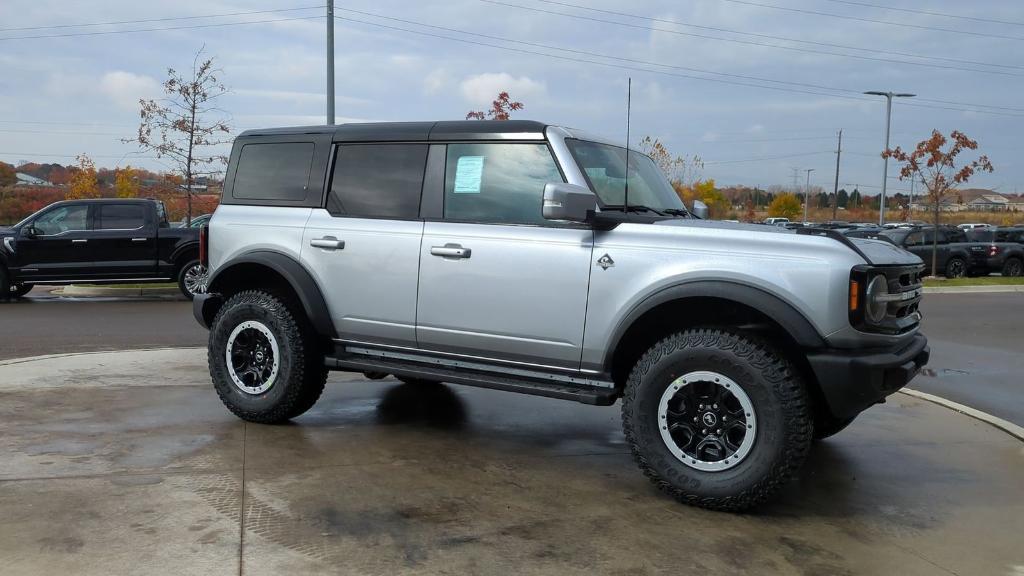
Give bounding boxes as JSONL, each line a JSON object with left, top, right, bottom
{"left": 466, "top": 91, "right": 524, "bottom": 120}
{"left": 768, "top": 193, "right": 802, "bottom": 220}
{"left": 66, "top": 154, "right": 100, "bottom": 200}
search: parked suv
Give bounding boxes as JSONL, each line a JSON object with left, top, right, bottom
{"left": 880, "top": 225, "right": 1022, "bottom": 277}
{"left": 193, "top": 120, "right": 929, "bottom": 511}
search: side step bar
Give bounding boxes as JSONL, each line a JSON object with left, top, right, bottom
{"left": 325, "top": 355, "right": 618, "bottom": 406}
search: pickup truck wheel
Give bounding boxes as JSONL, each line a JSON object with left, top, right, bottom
{"left": 621, "top": 328, "right": 812, "bottom": 511}
{"left": 209, "top": 290, "right": 327, "bottom": 423}
{"left": 944, "top": 257, "right": 967, "bottom": 279}
{"left": 177, "top": 260, "right": 207, "bottom": 300}
{"left": 0, "top": 268, "right": 9, "bottom": 301}
{"left": 1002, "top": 257, "right": 1023, "bottom": 277}
{"left": 9, "top": 283, "right": 32, "bottom": 299}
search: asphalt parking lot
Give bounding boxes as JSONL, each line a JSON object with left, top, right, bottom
{"left": 1, "top": 349, "right": 1022, "bottom": 576}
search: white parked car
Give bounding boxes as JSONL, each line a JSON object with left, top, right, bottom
{"left": 958, "top": 223, "right": 992, "bottom": 230}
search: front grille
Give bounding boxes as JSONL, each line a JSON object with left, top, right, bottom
{"left": 878, "top": 264, "right": 925, "bottom": 333}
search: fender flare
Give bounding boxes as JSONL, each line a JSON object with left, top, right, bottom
{"left": 207, "top": 250, "right": 336, "bottom": 338}
{"left": 169, "top": 241, "right": 200, "bottom": 267}
{"left": 603, "top": 280, "right": 826, "bottom": 369}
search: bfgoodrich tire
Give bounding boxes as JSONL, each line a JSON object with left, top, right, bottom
{"left": 209, "top": 290, "right": 327, "bottom": 423}
{"left": 621, "top": 328, "right": 812, "bottom": 512}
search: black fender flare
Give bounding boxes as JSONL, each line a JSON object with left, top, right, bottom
{"left": 603, "top": 280, "right": 826, "bottom": 369}
{"left": 206, "top": 250, "right": 336, "bottom": 338}
{"left": 169, "top": 241, "right": 200, "bottom": 267}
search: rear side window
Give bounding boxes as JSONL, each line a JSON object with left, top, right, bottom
{"left": 443, "top": 143, "right": 563, "bottom": 225}
{"left": 232, "top": 142, "right": 315, "bottom": 201}
{"left": 96, "top": 204, "right": 146, "bottom": 230}
{"left": 944, "top": 228, "right": 967, "bottom": 243}
{"left": 327, "top": 144, "right": 427, "bottom": 219}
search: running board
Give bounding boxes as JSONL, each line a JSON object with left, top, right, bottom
{"left": 324, "top": 355, "right": 618, "bottom": 406}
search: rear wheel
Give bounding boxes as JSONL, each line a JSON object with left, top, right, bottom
{"left": 944, "top": 257, "right": 967, "bottom": 279}
{"left": 621, "top": 328, "right": 812, "bottom": 511}
{"left": 1002, "top": 257, "right": 1023, "bottom": 278}
{"left": 177, "top": 259, "right": 207, "bottom": 300}
{"left": 209, "top": 290, "right": 327, "bottom": 423}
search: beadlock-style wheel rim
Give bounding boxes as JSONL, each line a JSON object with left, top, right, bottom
{"left": 658, "top": 371, "right": 757, "bottom": 472}
{"left": 225, "top": 320, "right": 280, "bottom": 395}
{"left": 184, "top": 263, "right": 208, "bottom": 296}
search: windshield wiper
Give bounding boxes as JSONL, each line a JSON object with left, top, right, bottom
{"left": 662, "top": 208, "right": 690, "bottom": 218}
{"left": 602, "top": 204, "right": 667, "bottom": 216}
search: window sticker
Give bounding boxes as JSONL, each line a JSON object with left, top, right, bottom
{"left": 454, "top": 155, "right": 484, "bottom": 193}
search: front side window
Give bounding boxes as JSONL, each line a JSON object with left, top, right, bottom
{"left": 443, "top": 143, "right": 563, "bottom": 225}
{"left": 96, "top": 204, "right": 146, "bottom": 230}
{"left": 328, "top": 144, "right": 427, "bottom": 219}
{"left": 31, "top": 205, "right": 89, "bottom": 235}
{"left": 232, "top": 142, "right": 315, "bottom": 201}
{"left": 566, "top": 139, "right": 687, "bottom": 214}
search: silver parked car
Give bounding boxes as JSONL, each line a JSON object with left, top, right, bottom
{"left": 193, "top": 120, "right": 929, "bottom": 511}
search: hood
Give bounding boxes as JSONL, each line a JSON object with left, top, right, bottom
{"left": 652, "top": 218, "right": 923, "bottom": 266}
{"left": 0, "top": 226, "right": 13, "bottom": 235}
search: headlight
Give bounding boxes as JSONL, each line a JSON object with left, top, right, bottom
{"left": 865, "top": 275, "right": 889, "bottom": 324}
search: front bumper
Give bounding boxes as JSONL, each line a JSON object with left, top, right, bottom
{"left": 192, "top": 292, "right": 222, "bottom": 329}
{"left": 806, "top": 333, "right": 930, "bottom": 419}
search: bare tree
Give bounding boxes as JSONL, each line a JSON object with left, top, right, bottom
{"left": 883, "top": 130, "right": 993, "bottom": 276}
{"left": 126, "top": 47, "right": 231, "bottom": 225}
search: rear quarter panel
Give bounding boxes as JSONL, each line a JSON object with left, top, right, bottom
{"left": 208, "top": 205, "right": 313, "bottom": 274}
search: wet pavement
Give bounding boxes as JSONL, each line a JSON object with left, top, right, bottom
{"left": 1, "top": 349, "right": 1022, "bottom": 575}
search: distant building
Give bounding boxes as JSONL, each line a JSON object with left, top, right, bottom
{"left": 15, "top": 172, "right": 51, "bottom": 186}
{"left": 966, "top": 193, "right": 1010, "bottom": 212}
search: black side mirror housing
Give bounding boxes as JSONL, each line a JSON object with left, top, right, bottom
{"left": 22, "top": 225, "right": 39, "bottom": 239}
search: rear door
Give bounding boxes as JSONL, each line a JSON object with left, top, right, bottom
{"left": 90, "top": 202, "right": 157, "bottom": 278}
{"left": 14, "top": 203, "right": 93, "bottom": 279}
{"left": 415, "top": 142, "right": 593, "bottom": 369}
{"left": 301, "top": 142, "right": 427, "bottom": 347}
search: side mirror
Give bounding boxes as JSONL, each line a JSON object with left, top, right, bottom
{"left": 691, "top": 199, "right": 709, "bottom": 220}
{"left": 22, "top": 225, "right": 39, "bottom": 239}
{"left": 542, "top": 182, "right": 596, "bottom": 223}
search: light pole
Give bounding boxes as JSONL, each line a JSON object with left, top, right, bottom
{"left": 804, "top": 168, "right": 815, "bottom": 223}
{"left": 864, "top": 90, "right": 915, "bottom": 225}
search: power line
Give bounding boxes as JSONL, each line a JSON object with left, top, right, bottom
{"left": 815, "top": 0, "right": 1024, "bottom": 27}
{"left": 520, "top": 0, "right": 1023, "bottom": 72}
{"left": 0, "top": 6, "right": 325, "bottom": 32}
{"left": 703, "top": 151, "right": 832, "bottom": 165}
{"left": 333, "top": 10, "right": 1024, "bottom": 117}
{"left": 712, "top": 0, "right": 1024, "bottom": 42}
{"left": 0, "top": 15, "right": 323, "bottom": 41}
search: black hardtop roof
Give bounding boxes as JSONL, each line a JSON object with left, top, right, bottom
{"left": 236, "top": 120, "right": 549, "bottom": 142}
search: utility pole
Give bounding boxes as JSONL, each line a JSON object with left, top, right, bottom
{"left": 804, "top": 168, "right": 815, "bottom": 223}
{"left": 326, "top": 2, "right": 335, "bottom": 125}
{"left": 864, "top": 90, "right": 915, "bottom": 225}
{"left": 832, "top": 129, "right": 842, "bottom": 221}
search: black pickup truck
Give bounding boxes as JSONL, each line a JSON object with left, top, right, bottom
{"left": 0, "top": 198, "right": 205, "bottom": 300}
{"left": 879, "top": 225, "right": 1023, "bottom": 278}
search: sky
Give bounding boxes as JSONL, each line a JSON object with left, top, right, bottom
{"left": 1, "top": 0, "right": 1021, "bottom": 196}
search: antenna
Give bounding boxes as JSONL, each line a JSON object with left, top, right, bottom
{"left": 624, "top": 77, "right": 632, "bottom": 212}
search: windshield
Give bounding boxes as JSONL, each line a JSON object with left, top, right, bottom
{"left": 566, "top": 139, "right": 687, "bottom": 214}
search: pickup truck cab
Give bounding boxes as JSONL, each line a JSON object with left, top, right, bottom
{"left": 193, "top": 120, "right": 929, "bottom": 511}
{"left": 0, "top": 198, "right": 205, "bottom": 299}
{"left": 880, "top": 225, "right": 1022, "bottom": 278}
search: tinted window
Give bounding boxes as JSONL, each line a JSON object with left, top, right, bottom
{"left": 904, "top": 231, "right": 924, "bottom": 246}
{"left": 444, "top": 143, "right": 563, "bottom": 225}
{"left": 327, "top": 144, "right": 427, "bottom": 219}
{"left": 96, "top": 204, "right": 146, "bottom": 230}
{"left": 944, "top": 228, "right": 967, "bottom": 243}
{"left": 232, "top": 142, "right": 315, "bottom": 201}
{"left": 32, "top": 205, "right": 89, "bottom": 235}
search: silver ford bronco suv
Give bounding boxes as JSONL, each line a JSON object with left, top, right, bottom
{"left": 194, "top": 120, "right": 929, "bottom": 511}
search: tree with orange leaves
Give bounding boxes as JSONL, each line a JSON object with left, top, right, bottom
{"left": 883, "top": 130, "right": 993, "bottom": 276}
{"left": 66, "top": 154, "right": 100, "bottom": 200}
{"left": 466, "top": 91, "right": 524, "bottom": 120}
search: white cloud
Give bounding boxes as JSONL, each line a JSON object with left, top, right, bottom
{"left": 99, "top": 71, "right": 160, "bottom": 110}
{"left": 424, "top": 68, "right": 449, "bottom": 95}
{"left": 459, "top": 72, "right": 545, "bottom": 105}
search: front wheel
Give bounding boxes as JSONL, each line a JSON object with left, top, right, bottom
{"left": 178, "top": 260, "right": 207, "bottom": 300}
{"left": 621, "top": 328, "right": 812, "bottom": 511}
{"left": 209, "top": 290, "right": 327, "bottom": 423}
{"left": 945, "top": 257, "right": 967, "bottom": 279}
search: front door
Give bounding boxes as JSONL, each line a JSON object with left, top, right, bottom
{"left": 415, "top": 142, "right": 594, "bottom": 369}
{"left": 14, "top": 203, "right": 93, "bottom": 280}
{"left": 300, "top": 142, "right": 428, "bottom": 347}
{"left": 89, "top": 202, "right": 157, "bottom": 278}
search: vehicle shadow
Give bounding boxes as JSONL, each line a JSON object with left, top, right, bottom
{"left": 375, "top": 382, "right": 468, "bottom": 430}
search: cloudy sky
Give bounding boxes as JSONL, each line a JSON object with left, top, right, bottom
{"left": 1, "top": 0, "right": 1021, "bottom": 195}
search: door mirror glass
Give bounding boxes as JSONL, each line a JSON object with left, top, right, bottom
{"left": 691, "top": 199, "right": 709, "bottom": 220}
{"left": 542, "top": 182, "right": 596, "bottom": 222}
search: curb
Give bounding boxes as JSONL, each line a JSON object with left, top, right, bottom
{"left": 0, "top": 347, "right": 205, "bottom": 367}
{"left": 55, "top": 285, "right": 183, "bottom": 298}
{"left": 900, "top": 388, "right": 1024, "bottom": 442}
{"left": 924, "top": 285, "right": 1024, "bottom": 294}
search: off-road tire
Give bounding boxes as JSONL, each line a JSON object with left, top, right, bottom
{"left": 209, "top": 290, "right": 327, "bottom": 423}
{"left": 813, "top": 413, "right": 856, "bottom": 440}
{"left": 1002, "top": 257, "right": 1023, "bottom": 278}
{"left": 944, "top": 257, "right": 967, "bottom": 279}
{"left": 621, "top": 327, "right": 812, "bottom": 512}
